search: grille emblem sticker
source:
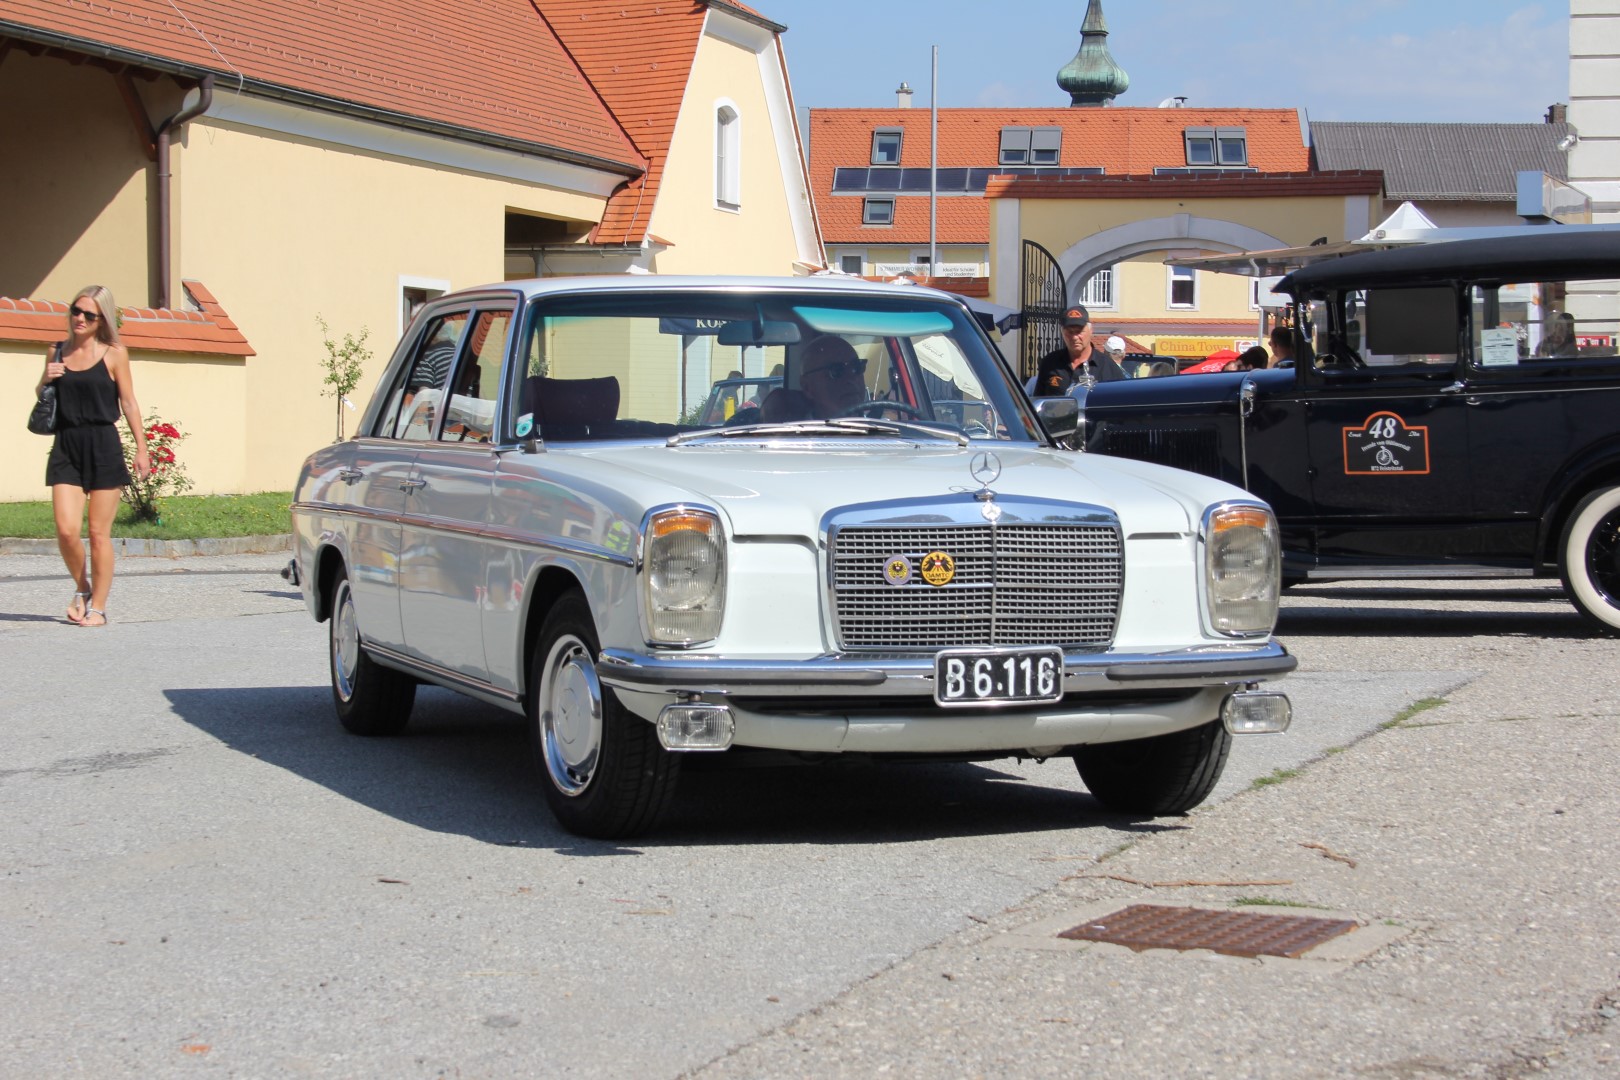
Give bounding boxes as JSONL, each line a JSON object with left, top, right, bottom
{"left": 884, "top": 556, "right": 913, "bottom": 586}
{"left": 920, "top": 550, "right": 956, "bottom": 587}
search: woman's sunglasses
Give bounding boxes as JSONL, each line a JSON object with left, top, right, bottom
{"left": 70, "top": 306, "right": 102, "bottom": 323}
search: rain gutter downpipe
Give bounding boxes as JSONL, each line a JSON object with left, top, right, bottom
{"left": 156, "top": 75, "right": 214, "bottom": 310}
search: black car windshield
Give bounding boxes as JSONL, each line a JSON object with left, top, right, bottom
{"left": 509, "top": 289, "right": 1043, "bottom": 443}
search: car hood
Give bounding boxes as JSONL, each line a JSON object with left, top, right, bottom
{"left": 562, "top": 441, "right": 1234, "bottom": 538}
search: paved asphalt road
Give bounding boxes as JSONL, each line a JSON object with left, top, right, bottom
{"left": 0, "top": 552, "right": 1615, "bottom": 1077}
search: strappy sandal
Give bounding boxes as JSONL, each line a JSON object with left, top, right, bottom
{"left": 67, "top": 590, "right": 91, "bottom": 624}
{"left": 80, "top": 607, "right": 107, "bottom": 628}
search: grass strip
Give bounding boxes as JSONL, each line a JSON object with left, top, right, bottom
{"left": 0, "top": 491, "right": 292, "bottom": 540}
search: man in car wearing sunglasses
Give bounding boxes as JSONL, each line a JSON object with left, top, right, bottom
{"left": 761, "top": 335, "right": 870, "bottom": 420}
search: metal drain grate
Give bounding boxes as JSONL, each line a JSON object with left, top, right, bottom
{"left": 1058, "top": 904, "right": 1359, "bottom": 958}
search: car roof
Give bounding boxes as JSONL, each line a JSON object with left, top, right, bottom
{"left": 451, "top": 274, "right": 972, "bottom": 305}
{"left": 1277, "top": 229, "right": 1620, "bottom": 296}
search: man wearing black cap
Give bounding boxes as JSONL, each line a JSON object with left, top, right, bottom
{"left": 1034, "top": 304, "right": 1127, "bottom": 395}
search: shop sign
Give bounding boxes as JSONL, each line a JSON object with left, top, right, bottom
{"left": 1154, "top": 336, "right": 1242, "bottom": 356}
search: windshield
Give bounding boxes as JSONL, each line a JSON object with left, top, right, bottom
{"left": 509, "top": 290, "right": 1042, "bottom": 443}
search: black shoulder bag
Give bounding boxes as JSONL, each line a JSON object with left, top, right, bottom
{"left": 27, "top": 345, "right": 61, "bottom": 436}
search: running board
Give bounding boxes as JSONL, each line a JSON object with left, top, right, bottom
{"left": 1301, "top": 565, "right": 1534, "bottom": 581}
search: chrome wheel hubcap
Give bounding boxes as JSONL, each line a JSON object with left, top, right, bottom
{"left": 332, "top": 582, "right": 360, "bottom": 702}
{"left": 540, "top": 634, "right": 603, "bottom": 797}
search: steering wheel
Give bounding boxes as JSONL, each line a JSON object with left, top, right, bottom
{"left": 838, "top": 400, "right": 927, "bottom": 419}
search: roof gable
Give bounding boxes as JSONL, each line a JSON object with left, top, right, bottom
{"left": 1310, "top": 121, "right": 1572, "bottom": 201}
{"left": 541, "top": 0, "right": 714, "bottom": 245}
{"left": 0, "top": 0, "right": 645, "bottom": 171}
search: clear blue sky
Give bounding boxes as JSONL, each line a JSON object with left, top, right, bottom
{"left": 760, "top": 0, "right": 1569, "bottom": 123}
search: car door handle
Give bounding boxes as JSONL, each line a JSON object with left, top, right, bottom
{"left": 338, "top": 468, "right": 363, "bottom": 484}
{"left": 399, "top": 478, "right": 426, "bottom": 493}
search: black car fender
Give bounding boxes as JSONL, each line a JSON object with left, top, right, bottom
{"left": 1536, "top": 433, "right": 1620, "bottom": 568}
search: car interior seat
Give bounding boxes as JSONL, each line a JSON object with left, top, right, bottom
{"left": 522, "top": 375, "right": 621, "bottom": 440}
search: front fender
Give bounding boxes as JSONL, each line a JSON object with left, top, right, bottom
{"left": 1536, "top": 433, "right": 1620, "bottom": 566}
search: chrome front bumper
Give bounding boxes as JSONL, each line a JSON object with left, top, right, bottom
{"left": 596, "top": 640, "right": 1296, "bottom": 698}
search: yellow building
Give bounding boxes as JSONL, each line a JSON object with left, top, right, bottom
{"left": 986, "top": 171, "right": 1384, "bottom": 372}
{"left": 0, "top": 0, "right": 822, "bottom": 501}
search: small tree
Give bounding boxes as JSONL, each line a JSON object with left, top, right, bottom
{"left": 316, "top": 315, "right": 372, "bottom": 440}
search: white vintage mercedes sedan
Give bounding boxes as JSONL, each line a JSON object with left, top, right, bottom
{"left": 287, "top": 276, "right": 1293, "bottom": 838}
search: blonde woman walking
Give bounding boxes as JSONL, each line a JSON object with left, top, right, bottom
{"left": 36, "top": 285, "right": 149, "bottom": 626}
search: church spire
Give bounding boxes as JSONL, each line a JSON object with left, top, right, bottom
{"left": 1057, "top": 0, "right": 1130, "bottom": 107}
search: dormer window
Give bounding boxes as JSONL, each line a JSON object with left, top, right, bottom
{"left": 1000, "top": 126, "right": 1062, "bottom": 166}
{"left": 1185, "top": 126, "right": 1248, "bottom": 167}
{"left": 871, "top": 129, "right": 902, "bottom": 166}
{"left": 862, "top": 197, "right": 895, "bottom": 225}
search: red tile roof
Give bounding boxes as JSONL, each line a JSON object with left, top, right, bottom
{"left": 812, "top": 107, "right": 1313, "bottom": 244}
{"left": 542, "top": 0, "right": 714, "bottom": 245}
{"left": 0, "top": 282, "right": 253, "bottom": 357}
{"left": 1, "top": 0, "right": 646, "bottom": 172}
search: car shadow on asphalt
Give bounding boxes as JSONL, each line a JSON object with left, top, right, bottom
{"left": 164, "top": 684, "right": 1179, "bottom": 852}
{"left": 1278, "top": 585, "right": 1593, "bottom": 639}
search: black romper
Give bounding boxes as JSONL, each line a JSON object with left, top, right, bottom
{"left": 44, "top": 347, "right": 131, "bottom": 491}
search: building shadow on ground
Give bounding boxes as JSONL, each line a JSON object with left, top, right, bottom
{"left": 166, "top": 684, "right": 1174, "bottom": 853}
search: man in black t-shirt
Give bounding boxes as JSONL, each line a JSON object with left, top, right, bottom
{"left": 1033, "top": 305, "right": 1127, "bottom": 396}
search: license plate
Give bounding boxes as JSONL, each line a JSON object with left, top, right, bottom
{"left": 934, "top": 647, "right": 1064, "bottom": 707}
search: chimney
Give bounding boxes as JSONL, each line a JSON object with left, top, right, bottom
{"left": 896, "top": 81, "right": 913, "bottom": 109}
{"left": 1545, "top": 102, "right": 1568, "bottom": 125}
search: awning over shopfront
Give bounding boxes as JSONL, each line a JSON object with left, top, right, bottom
{"left": 1164, "top": 239, "right": 1371, "bottom": 277}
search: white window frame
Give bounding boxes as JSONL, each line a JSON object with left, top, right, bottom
{"left": 1078, "top": 265, "right": 1116, "bottom": 309}
{"left": 1249, "top": 277, "right": 1263, "bottom": 311}
{"left": 834, "top": 248, "right": 867, "bottom": 275}
{"left": 871, "top": 128, "right": 902, "bottom": 166}
{"left": 398, "top": 274, "right": 451, "bottom": 338}
{"left": 862, "top": 197, "right": 895, "bottom": 226}
{"left": 1168, "top": 265, "right": 1199, "bottom": 310}
{"left": 715, "top": 100, "right": 741, "bottom": 211}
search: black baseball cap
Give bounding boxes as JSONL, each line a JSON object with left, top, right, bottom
{"left": 1062, "top": 305, "right": 1090, "bottom": 328}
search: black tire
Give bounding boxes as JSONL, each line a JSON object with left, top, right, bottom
{"left": 329, "top": 568, "right": 416, "bottom": 736}
{"left": 1559, "top": 485, "right": 1620, "bottom": 636}
{"left": 529, "top": 591, "right": 679, "bottom": 838}
{"left": 1073, "top": 719, "right": 1232, "bottom": 816}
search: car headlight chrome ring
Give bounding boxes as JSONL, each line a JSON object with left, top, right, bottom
{"left": 642, "top": 506, "right": 726, "bottom": 645}
{"left": 1202, "top": 502, "right": 1280, "bottom": 636}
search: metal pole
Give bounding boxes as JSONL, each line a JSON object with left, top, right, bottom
{"left": 930, "top": 45, "right": 938, "bottom": 274}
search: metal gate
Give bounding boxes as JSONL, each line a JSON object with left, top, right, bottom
{"left": 1020, "top": 239, "right": 1066, "bottom": 381}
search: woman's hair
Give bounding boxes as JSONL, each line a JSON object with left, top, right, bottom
{"left": 69, "top": 285, "right": 121, "bottom": 346}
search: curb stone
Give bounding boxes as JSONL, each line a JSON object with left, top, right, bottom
{"left": 0, "top": 533, "right": 292, "bottom": 557}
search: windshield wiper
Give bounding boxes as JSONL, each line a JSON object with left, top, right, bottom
{"left": 823, "top": 417, "right": 970, "bottom": 445}
{"left": 667, "top": 417, "right": 969, "bottom": 447}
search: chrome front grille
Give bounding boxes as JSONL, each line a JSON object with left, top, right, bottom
{"left": 830, "top": 522, "right": 1123, "bottom": 649}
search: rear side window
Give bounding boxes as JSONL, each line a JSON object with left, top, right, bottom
{"left": 1470, "top": 281, "right": 1620, "bottom": 369}
{"left": 373, "top": 311, "right": 469, "bottom": 440}
{"left": 438, "top": 308, "right": 512, "bottom": 443}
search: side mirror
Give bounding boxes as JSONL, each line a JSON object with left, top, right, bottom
{"left": 1033, "top": 395, "right": 1081, "bottom": 446}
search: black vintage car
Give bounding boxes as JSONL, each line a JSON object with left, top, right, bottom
{"left": 1078, "top": 230, "right": 1620, "bottom": 632}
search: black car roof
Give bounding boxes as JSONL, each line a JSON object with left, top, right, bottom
{"left": 1277, "top": 230, "right": 1620, "bottom": 296}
